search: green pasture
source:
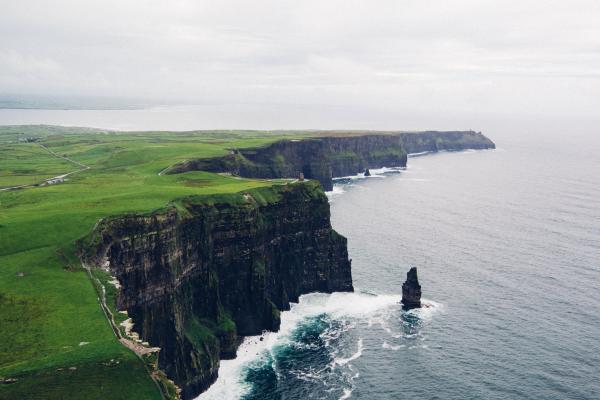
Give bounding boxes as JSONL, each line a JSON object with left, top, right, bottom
{"left": 0, "top": 125, "right": 307, "bottom": 399}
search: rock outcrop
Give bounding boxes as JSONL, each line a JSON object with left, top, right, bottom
{"left": 169, "top": 131, "right": 495, "bottom": 190}
{"left": 401, "top": 267, "right": 422, "bottom": 309}
{"left": 86, "top": 182, "right": 353, "bottom": 399}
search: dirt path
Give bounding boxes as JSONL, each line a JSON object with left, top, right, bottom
{"left": 158, "top": 159, "right": 188, "bottom": 176}
{"left": 0, "top": 143, "right": 90, "bottom": 192}
{"left": 82, "top": 259, "right": 168, "bottom": 398}
{"left": 39, "top": 143, "right": 88, "bottom": 169}
{"left": 82, "top": 260, "right": 159, "bottom": 356}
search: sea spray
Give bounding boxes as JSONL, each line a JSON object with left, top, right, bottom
{"left": 197, "top": 291, "right": 400, "bottom": 400}
{"left": 327, "top": 167, "right": 405, "bottom": 201}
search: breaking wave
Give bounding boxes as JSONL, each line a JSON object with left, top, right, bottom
{"left": 198, "top": 292, "right": 441, "bottom": 400}
{"left": 327, "top": 166, "right": 406, "bottom": 201}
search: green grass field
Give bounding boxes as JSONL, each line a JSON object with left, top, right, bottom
{"left": 0, "top": 126, "right": 316, "bottom": 399}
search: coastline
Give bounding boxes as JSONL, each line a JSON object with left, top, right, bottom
{"left": 0, "top": 127, "right": 494, "bottom": 400}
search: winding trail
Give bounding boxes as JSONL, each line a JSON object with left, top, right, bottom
{"left": 82, "top": 259, "right": 168, "bottom": 399}
{"left": 0, "top": 143, "right": 90, "bottom": 191}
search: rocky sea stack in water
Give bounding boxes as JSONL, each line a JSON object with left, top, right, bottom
{"left": 401, "top": 267, "right": 422, "bottom": 309}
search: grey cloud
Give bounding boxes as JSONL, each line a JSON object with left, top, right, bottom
{"left": 1, "top": 0, "right": 599, "bottom": 119}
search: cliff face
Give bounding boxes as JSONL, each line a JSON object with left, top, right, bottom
{"left": 83, "top": 131, "right": 494, "bottom": 398}
{"left": 88, "top": 182, "right": 352, "bottom": 399}
{"left": 324, "top": 135, "right": 408, "bottom": 180}
{"left": 398, "top": 131, "right": 495, "bottom": 154}
{"left": 170, "top": 135, "right": 407, "bottom": 191}
{"left": 169, "top": 131, "right": 495, "bottom": 190}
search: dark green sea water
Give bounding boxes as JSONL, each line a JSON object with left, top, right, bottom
{"left": 202, "top": 129, "right": 600, "bottom": 399}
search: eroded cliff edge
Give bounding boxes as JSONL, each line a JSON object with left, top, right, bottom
{"left": 84, "top": 182, "right": 352, "bottom": 399}
{"left": 82, "top": 131, "right": 494, "bottom": 398}
{"left": 169, "top": 131, "right": 495, "bottom": 190}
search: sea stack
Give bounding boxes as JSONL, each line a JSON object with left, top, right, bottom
{"left": 401, "top": 267, "right": 422, "bottom": 309}
{"left": 364, "top": 168, "right": 371, "bottom": 176}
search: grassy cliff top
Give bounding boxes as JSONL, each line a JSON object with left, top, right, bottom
{"left": 0, "top": 125, "right": 321, "bottom": 399}
{"left": 0, "top": 124, "right": 483, "bottom": 145}
{"left": 0, "top": 124, "right": 482, "bottom": 399}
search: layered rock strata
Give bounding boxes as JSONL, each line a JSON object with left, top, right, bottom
{"left": 86, "top": 182, "right": 353, "bottom": 399}
{"left": 86, "top": 131, "right": 494, "bottom": 398}
{"left": 169, "top": 131, "right": 495, "bottom": 190}
{"left": 401, "top": 267, "right": 422, "bottom": 309}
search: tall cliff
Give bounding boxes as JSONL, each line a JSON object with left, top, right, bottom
{"left": 169, "top": 131, "right": 495, "bottom": 190}
{"left": 86, "top": 182, "right": 352, "bottom": 399}
{"left": 398, "top": 131, "right": 495, "bottom": 154}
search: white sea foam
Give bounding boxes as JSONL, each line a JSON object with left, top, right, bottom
{"left": 199, "top": 293, "right": 441, "bottom": 399}
{"left": 408, "top": 151, "right": 432, "bottom": 157}
{"left": 368, "top": 166, "right": 404, "bottom": 175}
{"left": 327, "top": 166, "right": 406, "bottom": 201}
{"left": 339, "top": 388, "right": 353, "bottom": 399}
{"left": 332, "top": 166, "right": 404, "bottom": 182}
{"left": 332, "top": 338, "right": 364, "bottom": 367}
{"left": 326, "top": 185, "right": 346, "bottom": 201}
{"left": 382, "top": 341, "right": 405, "bottom": 351}
{"left": 372, "top": 298, "right": 444, "bottom": 343}
{"left": 197, "top": 291, "right": 399, "bottom": 399}
{"left": 409, "top": 299, "right": 444, "bottom": 321}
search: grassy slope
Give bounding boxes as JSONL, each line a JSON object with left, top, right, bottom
{"left": 1, "top": 125, "right": 425, "bottom": 398}
{"left": 0, "top": 127, "right": 308, "bottom": 399}
{"left": 0, "top": 143, "right": 77, "bottom": 188}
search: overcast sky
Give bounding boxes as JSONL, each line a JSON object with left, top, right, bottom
{"left": 1, "top": 0, "right": 600, "bottom": 123}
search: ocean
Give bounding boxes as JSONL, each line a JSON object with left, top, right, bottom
{"left": 200, "top": 129, "right": 600, "bottom": 400}
{"left": 1, "top": 109, "right": 598, "bottom": 399}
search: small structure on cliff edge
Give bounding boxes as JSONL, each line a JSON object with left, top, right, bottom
{"left": 401, "top": 267, "right": 422, "bottom": 309}
{"left": 364, "top": 168, "right": 371, "bottom": 176}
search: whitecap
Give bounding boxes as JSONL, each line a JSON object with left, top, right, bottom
{"left": 332, "top": 338, "right": 364, "bottom": 367}
{"left": 339, "top": 388, "right": 353, "bottom": 399}
{"left": 382, "top": 341, "right": 405, "bottom": 351}
{"left": 197, "top": 291, "right": 399, "bottom": 399}
{"left": 406, "top": 298, "right": 445, "bottom": 321}
{"left": 367, "top": 166, "right": 404, "bottom": 176}
{"left": 407, "top": 151, "right": 432, "bottom": 157}
{"left": 332, "top": 166, "right": 405, "bottom": 182}
{"left": 326, "top": 185, "right": 346, "bottom": 201}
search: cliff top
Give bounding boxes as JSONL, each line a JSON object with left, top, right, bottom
{"left": 0, "top": 125, "right": 492, "bottom": 399}
{"left": 0, "top": 126, "right": 309, "bottom": 398}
